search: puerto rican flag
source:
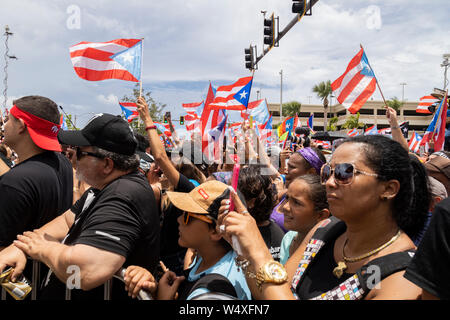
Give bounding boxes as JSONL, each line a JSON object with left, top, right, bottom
{"left": 315, "top": 140, "right": 331, "bottom": 149}
{"left": 421, "top": 91, "right": 448, "bottom": 151}
{"left": 408, "top": 132, "right": 422, "bottom": 153}
{"left": 119, "top": 102, "right": 139, "bottom": 122}
{"left": 331, "top": 48, "right": 377, "bottom": 114}
{"left": 347, "top": 128, "right": 360, "bottom": 137}
{"left": 244, "top": 99, "right": 270, "bottom": 125}
{"left": 364, "top": 124, "right": 378, "bottom": 135}
{"left": 416, "top": 96, "right": 438, "bottom": 114}
{"left": 209, "top": 76, "right": 253, "bottom": 111}
{"left": 154, "top": 122, "right": 172, "bottom": 137}
{"left": 183, "top": 101, "right": 204, "bottom": 133}
{"left": 306, "top": 114, "right": 314, "bottom": 132}
{"left": 70, "top": 38, "right": 142, "bottom": 82}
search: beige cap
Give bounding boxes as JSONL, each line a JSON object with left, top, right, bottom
{"left": 166, "top": 180, "right": 230, "bottom": 216}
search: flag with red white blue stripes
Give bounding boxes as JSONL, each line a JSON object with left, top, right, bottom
{"left": 70, "top": 38, "right": 142, "bottom": 82}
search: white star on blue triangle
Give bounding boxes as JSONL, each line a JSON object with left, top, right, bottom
{"left": 233, "top": 79, "right": 253, "bottom": 107}
{"left": 360, "top": 53, "right": 375, "bottom": 78}
{"left": 110, "top": 41, "right": 142, "bottom": 80}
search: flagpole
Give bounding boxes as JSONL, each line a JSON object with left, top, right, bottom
{"left": 139, "top": 38, "right": 144, "bottom": 98}
{"left": 360, "top": 44, "right": 388, "bottom": 108}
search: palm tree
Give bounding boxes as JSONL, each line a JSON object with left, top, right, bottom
{"left": 386, "top": 96, "right": 403, "bottom": 112}
{"left": 313, "top": 80, "right": 332, "bottom": 132}
{"left": 282, "top": 101, "right": 301, "bottom": 117}
{"left": 342, "top": 112, "right": 364, "bottom": 130}
{"left": 327, "top": 116, "right": 339, "bottom": 131}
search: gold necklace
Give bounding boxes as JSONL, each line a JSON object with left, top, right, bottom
{"left": 333, "top": 230, "right": 402, "bottom": 279}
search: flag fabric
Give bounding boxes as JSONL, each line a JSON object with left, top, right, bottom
{"left": 154, "top": 122, "right": 172, "bottom": 137}
{"left": 315, "top": 140, "right": 331, "bottom": 149}
{"left": 209, "top": 76, "right": 253, "bottom": 111}
{"left": 70, "top": 38, "right": 142, "bottom": 82}
{"left": 119, "top": 102, "right": 139, "bottom": 122}
{"left": 378, "top": 121, "right": 409, "bottom": 138}
{"left": 279, "top": 131, "right": 289, "bottom": 142}
{"left": 258, "top": 115, "right": 273, "bottom": 147}
{"left": 200, "top": 83, "right": 218, "bottom": 154}
{"left": 408, "top": 132, "right": 423, "bottom": 153}
{"left": 185, "top": 113, "right": 201, "bottom": 132}
{"left": 277, "top": 116, "right": 299, "bottom": 137}
{"left": 307, "top": 114, "right": 314, "bottom": 132}
{"left": 378, "top": 127, "right": 391, "bottom": 136}
{"left": 331, "top": 48, "right": 377, "bottom": 114}
{"left": 347, "top": 128, "right": 360, "bottom": 137}
{"left": 416, "top": 96, "right": 438, "bottom": 114}
{"left": 60, "top": 115, "right": 68, "bottom": 130}
{"left": 364, "top": 124, "right": 378, "bottom": 135}
{"left": 245, "top": 99, "right": 270, "bottom": 125}
{"left": 207, "top": 114, "right": 228, "bottom": 161}
{"left": 421, "top": 92, "right": 448, "bottom": 151}
{"left": 182, "top": 101, "right": 204, "bottom": 116}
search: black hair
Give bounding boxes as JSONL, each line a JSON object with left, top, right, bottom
{"left": 13, "top": 96, "right": 60, "bottom": 124}
{"left": 292, "top": 174, "right": 329, "bottom": 213}
{"left": 133, "top": 131, "right": 150, "bottom": 152}
{"left": 237, "top": 165, "right": 276, "bottom": 224}
{"left": 345, "top": 135, "right": 430, "bottom": 239}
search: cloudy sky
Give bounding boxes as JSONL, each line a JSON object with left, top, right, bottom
{"left": 0, "top": 0, "right": 449, "bottom": 131}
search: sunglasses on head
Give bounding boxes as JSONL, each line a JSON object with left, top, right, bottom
{"left": 320, "top": 163, "right": 378, "bottom": 185}
{"left": 75, "top": 147, "right": 105, "bottom": 161}
{"left": 182, "top": 211, "right": 214, "bottom": 225}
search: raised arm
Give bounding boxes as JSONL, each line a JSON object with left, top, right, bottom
{"left": 136, "top": 96, "right": 180, "bottom": 187}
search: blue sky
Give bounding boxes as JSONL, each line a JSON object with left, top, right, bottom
{"left": 1, "top": 0, "right": 449, "bottom": 134}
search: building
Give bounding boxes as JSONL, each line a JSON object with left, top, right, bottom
{"left": 268, "top": 100, "right": 435, "bottom": 138}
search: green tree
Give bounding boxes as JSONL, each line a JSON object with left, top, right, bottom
{"left": 342, "top": 112, "right": 364, "bottom": 130}
{"left": 327, "top": 116, "right": 339, "bottom": 131}
{"left": 312, "top": 80, "right": 332, "bottom": 132}
{"left": 64, "top": 114, "right": 78, "bottom": 130}
{"left": 282, "top": 101, "right": 301, "bottom": 117}
{"left": 386, "top": 96, "right": 403, "bottom": 112}
{"left": 121, "top": 83, "right": 166, "bottom": 134}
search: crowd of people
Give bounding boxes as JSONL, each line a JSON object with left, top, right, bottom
{"left": 0, "top": 94, "right": 449, "bottom": 301}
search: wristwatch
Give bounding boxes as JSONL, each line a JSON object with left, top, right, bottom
{"left": 254, "top": 261, "right": 288, "bottom": 289}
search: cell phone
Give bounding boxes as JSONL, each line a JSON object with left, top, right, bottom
{"left": 229, "top": 163, "right": 240, "bottom": 212}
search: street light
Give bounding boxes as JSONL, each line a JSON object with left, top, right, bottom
{"left": 400, "top": 83, "right": 407, "bottom": 102}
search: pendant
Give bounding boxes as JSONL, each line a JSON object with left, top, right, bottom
{"left": 333, "top": 261, "right": 347, "bottom": 279}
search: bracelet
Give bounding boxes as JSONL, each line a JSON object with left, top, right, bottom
{"left": 145, "top": 125, "right": 157, "bottom": 131}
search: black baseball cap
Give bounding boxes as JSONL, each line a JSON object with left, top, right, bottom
{"left": 57, "top": 113, "right": 137, "bottom": 156}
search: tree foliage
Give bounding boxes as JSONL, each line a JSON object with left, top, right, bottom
{"left": 386, "top": 96, "right": 403, "bottom": 112}
{"left": 282, "top": 101, "right": 301, "bottom": 117}
{"left": 327, "top": 116, "right": 339, "bottom": 131}
{"left": 342, "top": 112, "right": 364, "bottom": 129}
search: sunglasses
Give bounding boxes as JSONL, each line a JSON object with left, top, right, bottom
{"left": 320, "top": 163, "right": 378, "bottom": 185}
{"left": 182, "top": 211, "right": 214, "bottom": 225}
{"left": 75, "top": 147, "right": 105, "bottom": 161}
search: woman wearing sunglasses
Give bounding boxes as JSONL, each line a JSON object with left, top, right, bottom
{"left": 218, "top": 135, "right": 429, "bottom": 300}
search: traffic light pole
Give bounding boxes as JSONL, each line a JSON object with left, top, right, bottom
{"left": 254, "top": 0, "right": 319, "bottom": 67}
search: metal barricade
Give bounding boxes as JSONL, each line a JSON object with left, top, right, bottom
{"left": 1, "top": 261, "right": 152, "bottom": 301}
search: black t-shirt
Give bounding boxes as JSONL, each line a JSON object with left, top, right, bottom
{"left": 0, "top": 151, "right": 73, "bottom": 247}
{"left": 40, "top": 171, "right": 160, "bottom": 300}
{"left": 404, "top": 197, "right": 450, "bottom": 299}
{"left": 159, "top": 174, "right": 195, "bottom": 274}
{"left": 259, "top": 220, "right": 285, "bottom": 262}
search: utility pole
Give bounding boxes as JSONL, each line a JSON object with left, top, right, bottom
{"left": 2, "top": 25, "right": 17, "bottom": 118}
{"left": 400, "top": 82, "right": 407, "bottom": 102}
{"left": 280, "top": 69, "right": 283, "bottom": 123}
{"left": 442, "top": 54, "right": 450, "bottom": 90}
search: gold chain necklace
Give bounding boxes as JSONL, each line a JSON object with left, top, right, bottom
{"left": 333, "top": 230, "right": 402, "bottom": 279}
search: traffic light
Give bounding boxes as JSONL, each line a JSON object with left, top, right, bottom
{"left": 179, "top": 116, "right": 184, "bottom": 125}
{"left": 263, "top": 14, "right": 275, "bottom": 47}
{"left": 244, "top": 46, "right": 254, "bottom": 70}
{"left": 292, "top": 0, "right": 306, "bottom": 14}
{"left": 163, "top": 112, "right": 170, "bottom": 123}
